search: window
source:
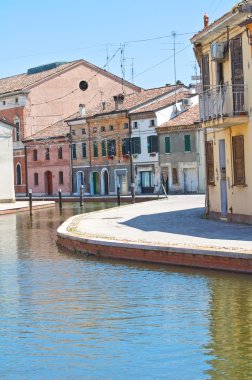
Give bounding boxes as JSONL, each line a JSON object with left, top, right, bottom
{"left": 33, "top": 149, "right": 38, "bottom": 161}
{"left": 122, "top": 138, "right": 130, "bottom": 155}
{"left": 15, "top": 97, "right": 18, "bottom": 103}
{"left": 184, "top": 135, "right": 191, "bottom": 152}
{"left": 101, "top": 126, "right": 106, "bottom": 132}
{"left": 123, "top": 123, "right": 129, "bottom": 129}
{"left": 82, "top": 128, "right": 86, "bottom": 135}
{"left": 133, "top": 121, "right": 138, "bottom": 129}
{"left": 172, "top": 168, "right": 178, "bottom": 184}
{"left": 205, "top": 141, "right": 215, "bottom": 185}
{"left": 2, "top": 100, "right": 5, "bottom": 105}
{"left": 165, "top": 137, "right": 171, "bottom": 153}
{"left": 132, "top": 137, "right": 141, "bottom": 154}
{"left": 93, "top": 127, "right": 97, "bottom": 133}
{"left": 147, "top": 135, "right": 158, "bottom": 153}
{"left": 232, "top": 135, "right": 245, "bottom": 185}
{"left": 58, "top": 146, "right": 63, "bottom": 159}
{"left": 82, "top": 143, "right": 87, "bottom": 158}
{"left": 150, "top": 119, "right": 155, "bottom": 127}
{"left": 72, "top": 144, "right": 77, "bottom": 159}
{"left": 107, "top": 139, "right": 116, "bottom": 156}
{"left": 202, "top": 54, "right": 210, "bottom": 92}
{"left": 34, "top": 173, "right": 39, "bottom": 186}
{"left": 101, "top": 140, "right": 107, "bottom": 156}
{"left": 93, "top": 141, "right": 98, "bottom": 157}
{"left": 59, "top": 171, "right": 64, "bottom": 185}
{"left": 109, "top": 125, "right": 114, "bottom": 131}
{"left": 16, "top": 164, "right": 22, "bottom": 185}
{"left": 45, "top": 147, "right": 50, "bottom": 160}
{"left": 14, "top": 120, "right": 20, "bottom": 142}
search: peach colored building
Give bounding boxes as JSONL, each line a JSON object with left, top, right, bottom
{"left": 0, "top": 60, "right": 141, "bottom": 195}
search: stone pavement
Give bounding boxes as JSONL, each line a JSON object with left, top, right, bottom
{"left": 58, "top": 194, "right": 252, "bottom": 254}
{"left": 0, "top": 200, "right": 55, "bottom": 215}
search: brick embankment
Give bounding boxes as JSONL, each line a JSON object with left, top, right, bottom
{"left": 0, "top": 201, "right": 55, "bottom": 215}
{"left": 57, "top": 195, "right": 252, "bottom": 274}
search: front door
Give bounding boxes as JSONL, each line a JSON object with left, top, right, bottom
{"left": 219, "top": 140, "right": 227, "bottom": 216}
{"left": 45, "top": 171, "right": 53, "bottom": 195}
{"left": 140, "top": 171, "right": 154, "bottom": 193}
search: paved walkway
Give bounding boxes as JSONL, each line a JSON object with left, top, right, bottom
{"left": 0, "top": 200, "right": 55, "bottom": 215}
{"left": 58, "top": 195, "right": 252, "bottom": 254}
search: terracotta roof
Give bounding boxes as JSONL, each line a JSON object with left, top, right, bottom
{"left": 191, "top": 1, "right": 249, "bottom": 42}
{"left": 0, "top": 59, "right": 140, "bottom": 96}
{"left": 66, "top": 85, "right": 188, "bottom": 122}
{"left": 24, "top": 117, "right": 71, "bottom": 142}
{"left": 130, "top": 91, "right": 190, "bottom": 114}
{"left": 0, "top": 117, "right": 15, "bottom": 127}
{"left": 157, "top": 105, "right": 199, "bottom": 129}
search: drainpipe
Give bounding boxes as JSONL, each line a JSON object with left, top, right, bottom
{"left": 88, "top": 121, "right": 92, "bottom": 196}
{"left": 24, "top": 145, "right": 28, "bottom": 196}
{"left": 204, "top": 127, "right": 210, "bottom": 217}
{"left": 127, "top": 112, "right": 135, "bottom": 203}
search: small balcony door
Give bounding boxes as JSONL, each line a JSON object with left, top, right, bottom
{"left": 230, "top": 34, "right": 244, "bottom": 115}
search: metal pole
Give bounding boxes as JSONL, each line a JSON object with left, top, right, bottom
{"left": 117, "top": 184, "right": 121, "bottom": 206}
{"left": 80, "top": 185, "right": 84, "bottom": 206}
{"left": 58, "top": 189, "right": 62, "bottom": 210}
{"left": 29, "top": 189, "right": 32, "bottom": 216}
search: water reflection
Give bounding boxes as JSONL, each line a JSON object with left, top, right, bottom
{"left": 0, "top": 203, "right": 251, "bottom": 379}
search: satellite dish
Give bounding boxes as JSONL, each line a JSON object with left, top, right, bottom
{"left": 79, "top": 81, "right": 88, "bottom": 91}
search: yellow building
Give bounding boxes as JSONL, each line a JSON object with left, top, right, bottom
{"left": 191, "top": 1, "right": 252, "bottom": 223}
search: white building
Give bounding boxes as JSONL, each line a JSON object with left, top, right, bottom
{"left": 129, "top": 87, "right": 198, "bottom": 194}
{"left": 0, "top": 119, "right": 15, "bottom": 202}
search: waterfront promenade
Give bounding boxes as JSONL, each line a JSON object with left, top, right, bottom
{"left": 57, "top": 194, "right": 252, "bottom": 273}
{"left": 0, "top": 200, "right": 55, "bottom": 215}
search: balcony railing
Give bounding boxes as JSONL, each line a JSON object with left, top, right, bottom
{"left": 199, "top": 84, "right": 248, "bottom": 122}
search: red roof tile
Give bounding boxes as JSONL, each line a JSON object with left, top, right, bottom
{"left": 158, "top": 105, "right": 199, "bottom": 129}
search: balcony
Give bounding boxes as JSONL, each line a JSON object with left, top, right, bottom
{"left": 199, "top": 84, "right": 249, "bottom": 127}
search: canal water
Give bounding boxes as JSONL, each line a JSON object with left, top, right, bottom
{"left": 0, "top": 203, "right": 251, "bottom": 380}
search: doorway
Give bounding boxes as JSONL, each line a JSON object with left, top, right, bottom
{"left": 140, "top": 171, "right": 154, "bottom": 193}
{"left": 92, "top": 172, "right": 100, "bottom": 195}
{"left": 76, "top": 171, "right": 84, "bottom": 195}
{"left": 45, "top": 171, "right": 53, "bottom": 195}
{"left": 101, "top": 169, "right": 109, "bottom": 195}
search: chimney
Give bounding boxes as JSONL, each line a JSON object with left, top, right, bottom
{"left": 79, "top": 104, "right": 86, "bottom": 117}
{"left": 113, "top": 94, "right": 125, "bottom": 110}
{"left": 204, "top": 13, "right": 209, "bottom": 28}
{"left": 102, "top": 101, "right": 106, "bottom": 111}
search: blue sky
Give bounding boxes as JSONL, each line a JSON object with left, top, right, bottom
{"left": 2, "top": 0, "right": 237, "bottom": 89}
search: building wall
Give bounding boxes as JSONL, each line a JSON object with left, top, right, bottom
{"left": 0, "top": 122, "right": 15, "bottom": 202}
{"left": 197, "top": 20, "right": 252, "bottom": 222}
{"left": 26, "top": 140, "right": 71, "bottom": 195}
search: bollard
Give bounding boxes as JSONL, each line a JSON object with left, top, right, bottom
{"left": 29, "top": 189, "right": 33, "bottom": 216}
{"left": 117, "top": 184, "right": 121, "bottom": 206}
{"left": 80, "top": 185, "right": 84, "bottom": 206}
{"left": 58, "top": 189, "right": 62, "bottom": 210}
{"left": 131, "top": 183, "right": 135, "bottom": 204}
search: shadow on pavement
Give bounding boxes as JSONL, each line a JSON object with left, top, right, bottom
{"left": 120, "top": 207, "right": 252, "bottom": 242}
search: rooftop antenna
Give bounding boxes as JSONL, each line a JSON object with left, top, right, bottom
{"left": 106, "top": 46, "right": 110, "bottom": 71}
{"left": 131, "top": 58, "right": 135, "bottom": 84}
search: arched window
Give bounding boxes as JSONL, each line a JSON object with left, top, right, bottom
{"left": 14, "top": 116, "right": 20, "bottom": 141}
{"left": 33, "top": 149, "right": 38, "bottom": 161}
{"left": 59, "top": 171, "right": 64, "bottom": 185}
{"left": 16, "top": 164, "right": 22, "bottom": 185}
{"left": 58, "top": 146, "right": 63, "bottom": 159}
{"left": 34, "top": 173, "right": 39, "bottom": 186}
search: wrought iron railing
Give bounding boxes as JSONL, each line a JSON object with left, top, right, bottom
{"left": 199, "top": 84, "right": 248, "bottom": 121}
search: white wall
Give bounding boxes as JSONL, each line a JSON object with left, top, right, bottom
{"left": 0, "top": 122, "right": 15, "bottom": 202}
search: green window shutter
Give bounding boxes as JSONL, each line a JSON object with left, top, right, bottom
{"left": 184, "top": 135, "right": 191, "bottom": 152}
{"left": 132, "top": 137, "right": 141, "bottom": 154}
{"left": 82, "top": 143, "right": 86, "bottom": 158}
{"left": 93, "top": 141, "right": 98, "bottom": 157}
{"left": 101, "top": 140, "right": 106, "bottom": 156}
{"left": 72, "top": 144, "right": 76, "bottom": 159}
{"left": 165, "top": 137, "right": 170, "bottom": 153}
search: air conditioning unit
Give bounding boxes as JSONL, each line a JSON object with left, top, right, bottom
{"left": 182, "top": 98, "right": 192, "bottom": 108}
{"left": 211, "top": 42, "right": 228, "bottom": 61}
